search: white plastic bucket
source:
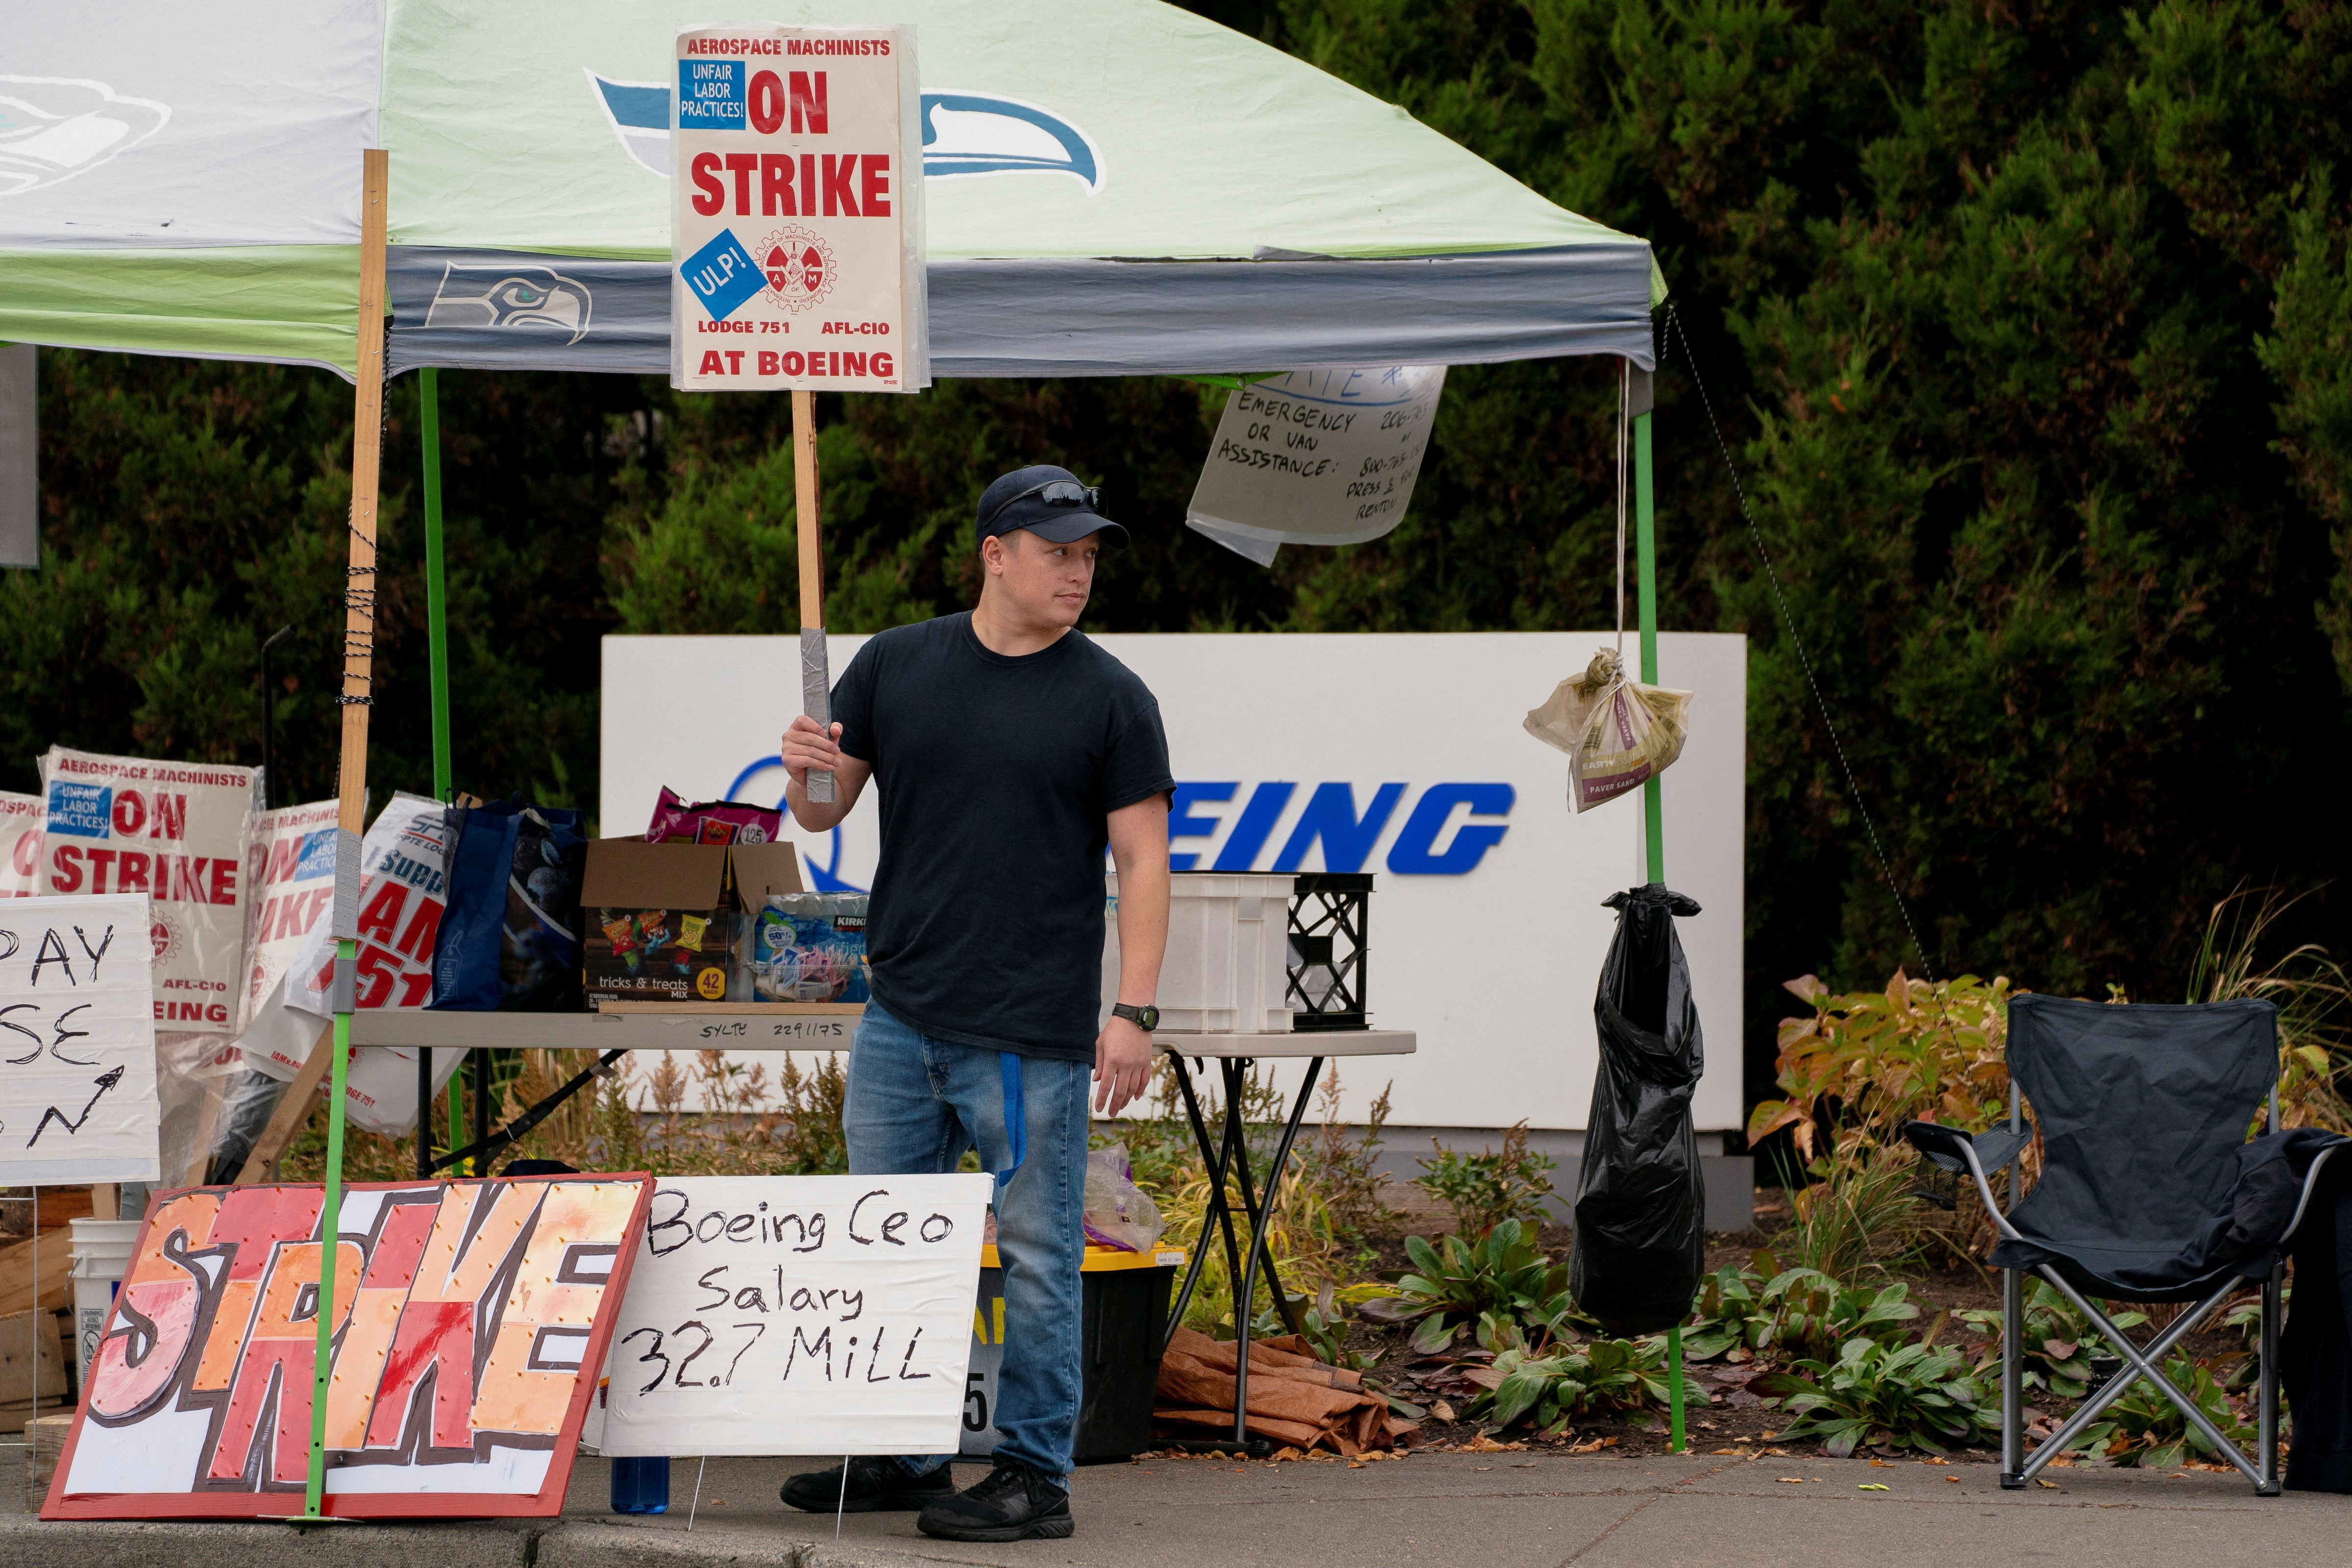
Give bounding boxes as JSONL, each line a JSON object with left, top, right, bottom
{"left": 1102, "top": 872, "right": 1295, "bottom": 1033}
{"left": 68, "top": 1218, "right": 141, "bottom": 1390}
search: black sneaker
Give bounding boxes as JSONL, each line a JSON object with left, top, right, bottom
{"left": 917, "top": 1458, "right": 1074, "bottom": 1542}
{"left": 779, "top": 1455, "right": 954, "bottom": 1514}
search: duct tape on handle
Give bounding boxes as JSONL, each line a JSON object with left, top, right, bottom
{"left": 331, "top": 828, "right": 363, "bottom": 939}
{"left": 801, "top": 626, "right": 834, "bottom": 806}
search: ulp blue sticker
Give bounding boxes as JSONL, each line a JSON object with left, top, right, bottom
{"left": 45, "top": 781, "right": 110, "bottom": 838}
{"left": 682, "top": 229, "right": 766, "bottom": 322}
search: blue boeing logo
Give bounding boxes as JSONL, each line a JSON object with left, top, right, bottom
{"left": 724, "top": 759, "right": 1512, "bottom": 893}
{"left": 585, "top": 70, "right": 1105, "bottom": 190}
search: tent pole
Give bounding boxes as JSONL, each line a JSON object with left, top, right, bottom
{"left": 419, "top": 367, "right": 461, "bottom": 1175}
{"left": 1629, "top": 361, "right": 1682, "bottom": 1452}
{"left": 303, "top": 146, "right": 390, "bottom": 1522}
{"left": 793, "top": 390, "right": 834, "bottom": 803}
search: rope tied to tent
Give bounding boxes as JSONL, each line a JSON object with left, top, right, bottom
{"left": 1662, "top": 301, "right": 1936, "bottom": 985}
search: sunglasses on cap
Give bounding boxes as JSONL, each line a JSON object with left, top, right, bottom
{"left": 981, "top": 479, "right": 1102, "bottom": 530}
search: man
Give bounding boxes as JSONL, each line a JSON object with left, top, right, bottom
{"left": 775, "top": 465, "right": 1173, "bottom": 1543}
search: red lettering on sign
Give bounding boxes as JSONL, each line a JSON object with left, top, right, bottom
{"left": 724, "top": 152, "right": 759, "bottom": 215}
{"left": 861, "top": 154, "right": 891, "bottom": 217}
{"left": 781, "top": 350, "right": 804, "bottom": 376}
{"left": 725, "top": 349, "right": 744, "bottom": 374}
{"left": 265, "top": 836, "right": 302, "bottom": 884}
{"left": 392, "top": 897, "right": 441, "bottom": 962}
{"left": 801, "top": 154, "right": 816, "bottom": 216}
{"left": 698, "top": 349, "right": 726, "bottom": 376}
{"left": 112, "top": 789, "right": 147, "bottom": 837}
{"left": 210, "top": 856, "right": 237, "bottom": 906}
{"left": 789, "top": 71, "right": 827, "bottom": 134}
{"left": 151, "top": 792, "right": 187, "bottom": 840}
{"left": 116, "top": 849, "right": 150, "bottom": 895}
{"left": 760, "top": 152, "right": 794, "bottom": 216}
{"left": 690, "top": 152, "right": 724, "bottom": 216}
{"left": 356, "top": 881, "right": 407, "bottom": 946}
{"left": 49, "top": 844, "right": 82, "bottom": 892}
{"left": 87, "top": 847, "right": 116, "bottom": 894}
{"left": 843, "top": 351, "right": 866, "bottom": 377}
{"left": 821, "top": 154, "right": 858, "bottom": 217}
{"left": 758, "top": 350, "right": 779, "bottom": 374}
{"left": 874, "top": 351, "right": 895, "bottom": 379}
{"left": 749, "top": 69, "right": 785, "bottom": 135}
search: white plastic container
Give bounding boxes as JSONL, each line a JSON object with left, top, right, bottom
{"left": 1102, "top": 872, "right": 1295, "bottom": 1033}
{"left": 68, "top": 1218, "right": 141, "bottom": 1389}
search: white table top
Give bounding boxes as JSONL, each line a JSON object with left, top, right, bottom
{"left": 1153, "top": 1029, "right": 1415, "bottom": 1059}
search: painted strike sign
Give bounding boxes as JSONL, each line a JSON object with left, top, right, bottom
{"left": 44, "top": 1176, "right": 653, "bottom": 1519}
{"left": 670, "top": 26, "right": 927, "bottom": 394}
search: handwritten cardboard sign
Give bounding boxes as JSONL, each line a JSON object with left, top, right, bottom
{"left": 1186, "top": 366, "right": 1447, "bottom": 564}
{"left": 43, "top": 1174, "right": 653, "bottom": 1519}
{"left": 670, "top": 24, "right": 929, "bottom": 393}
{"left": 0, "top": 891, "right": 158, "bottom": 1184}
{"left": 600, "top": 1173, "right": 991, "bottom": 1456}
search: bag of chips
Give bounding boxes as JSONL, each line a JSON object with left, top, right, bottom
{"left": 1523, "top": 647, "right": 1694, "bottom": 813}
{"left": 644, "top": 785, "right": 782, "bottom": 846}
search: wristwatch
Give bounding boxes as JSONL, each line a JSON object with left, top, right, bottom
{"left": 1111, "top": 1003, "right": 1160, "bottom": 1032}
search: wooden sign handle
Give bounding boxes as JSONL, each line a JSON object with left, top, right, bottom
{"left": 793, "top": 390, "right": 834, "bottom": 804}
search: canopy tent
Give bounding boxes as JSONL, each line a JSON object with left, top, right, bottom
{"left": 0, "top": 0, "right": 1661, "bottom": 379}
{"left": 0, "top": 0, "right": 1699, "bottom": 1501}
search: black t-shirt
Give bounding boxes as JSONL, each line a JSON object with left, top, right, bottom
{"left": 830, "top": 612, "right": 1174, "bottom": 1061}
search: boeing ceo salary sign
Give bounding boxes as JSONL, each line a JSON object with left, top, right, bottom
{"left": 670, "top": 24, "right": 928, "bottom": 395}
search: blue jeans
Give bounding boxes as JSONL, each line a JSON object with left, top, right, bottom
{"left": 844, "top": 1000, "right": 1090, "bottom": 1479}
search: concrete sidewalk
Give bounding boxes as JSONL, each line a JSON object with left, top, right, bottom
{"left": 6, "top": 1447, "right": 2345, "bottom": 1568}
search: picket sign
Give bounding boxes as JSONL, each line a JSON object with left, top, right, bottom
{"left": 599, "top": 1173, "right": 993, "bottom": 1457}
{"left": 0, "top": 891, "right": 159, "bottom": 1184}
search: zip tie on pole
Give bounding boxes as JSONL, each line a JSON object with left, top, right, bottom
{"left": 1663, "top": 303, "right": 1936, "bottom": 981}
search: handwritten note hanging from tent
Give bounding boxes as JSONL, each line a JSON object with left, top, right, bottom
{"left": 600, "top": 1173, "right": 992, "bottom": 1457}
{"left": 1186, "top": 365, "right": 1446, "bottom": 565}
{"left": 44, "top": 1174, "right": 653, "bottom": 1520}
{"left": 0, "top": 892, "right": 158, "bottom": 1184}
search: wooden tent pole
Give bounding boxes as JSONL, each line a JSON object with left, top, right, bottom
{"left": 793, "top": 390, "right": 834, "bottom": 802}
{"left": 299, "top": 146, "right": 389, "bottom": 1523}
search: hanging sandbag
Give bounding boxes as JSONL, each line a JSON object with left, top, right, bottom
{"left": 1523, "top": 647, "right": 1693, "bottom": 812}
{"left": 1569, "top": 884, "right": 1705, "bottom": 1334}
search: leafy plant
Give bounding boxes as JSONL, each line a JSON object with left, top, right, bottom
{"left": 1374, "top": 1219, "right": 1570, "bottom": 1353}
{"left": 1683, "top": 1263, "right": 1775, "bottom": 1361}
{"left": 1774, "top": 1154, "right": 1935, "bottom": 1279}
{"left": 1957, "top": 1279, "right": 2147, "bottom": 1399}
{"left": 2060, "top": 1356, "right": 2254, "bottom": 1470}
{"left": 1759, "top": 1339, "right": 1998, "bottom": 1457}
{"left": 2187, "top": 886, "right": 2352, "bottom": 1132}
{"left": 1763, "top": 1269, "right": 1924, "bottom": 1364}
{"left": 1412, "top": 1122, "right": 1558, "bottom": 1236}
{"left": 1464, "top": 1327, "right": 1708, "bottom": 1435}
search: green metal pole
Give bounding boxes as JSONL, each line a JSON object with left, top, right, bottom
{"left": 1635, "top": 403, "right": 1663, "bottom": 885}
{"left": 1632, "top": 370, "right": 1684, "bottom": 1452}
{"left": 303, "top": 941, "right": 356, "bottom": 1518}
{"left": 420, "top": 368, "right": 464, "bottom": 1175}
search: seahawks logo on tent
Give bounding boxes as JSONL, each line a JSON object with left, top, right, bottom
{"left": 424, "top": 261, "right": 592, "bottom": 344}
{"left": 0, "top": 75, "right": 171, "bottom": 196}
{"left": 585, "top": 70, "right": 1103, "bottom": 192}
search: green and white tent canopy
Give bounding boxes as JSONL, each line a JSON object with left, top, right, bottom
{"left": 0, "top": 0, "right": 1662, "bottom": 381}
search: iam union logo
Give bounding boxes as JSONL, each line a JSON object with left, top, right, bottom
{"left": 757, "top": 226, "right": 836, "bottom": 313}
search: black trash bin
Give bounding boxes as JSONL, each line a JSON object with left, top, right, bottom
{"left": 961, "top": 1244, "right": 1182, "bottom": 1464}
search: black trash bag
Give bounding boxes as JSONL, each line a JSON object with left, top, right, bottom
{"left": 1568, "top": 883, "right": 1705, "bottom": 1335}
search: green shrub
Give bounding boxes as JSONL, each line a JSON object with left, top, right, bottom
{"left": 1956, "top": 1279, "right": 2146, "bottom": 1399}
{"left": 1412, "top": 1122, "right": 1557, "bottom": 1236}
{"left": 1465, "top": 1327, "right": 1708, "bottom": 1436}
{"left": 2062, "top": 1357, "right": 2253, "bottom": 1470}
{"left": 1759, "top": 1339, "right": 1998, "bottom": 1457}
{"left": 1681, "top": 1255, "right": 1919, "bottom": 1364}
{"left": 1369, "top": 1219, "right": 1571, "bottom": 1354}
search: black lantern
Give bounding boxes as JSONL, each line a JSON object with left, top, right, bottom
{"left": 1286, "top": 872, "right": 1370, "bottom": 1031}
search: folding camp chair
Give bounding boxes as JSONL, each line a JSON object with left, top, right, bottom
{"left": 1905, "top": 995, "right": 2343, "bottom": 1494}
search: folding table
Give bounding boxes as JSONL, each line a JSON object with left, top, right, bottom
{"left": 1153, "top": 1028, "right": 1416, "bottom": 1448}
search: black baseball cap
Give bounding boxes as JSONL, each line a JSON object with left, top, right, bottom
{"left": 976, "top": 465, "right": 1127, "bottom": 546}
